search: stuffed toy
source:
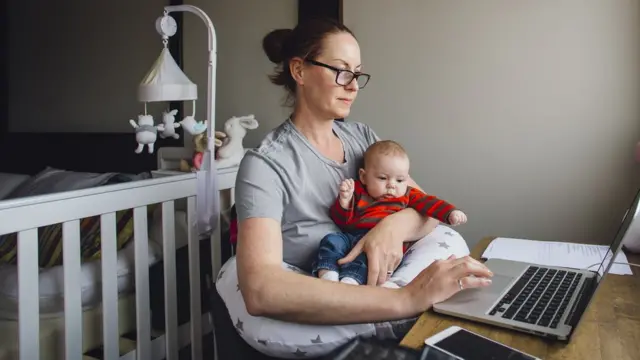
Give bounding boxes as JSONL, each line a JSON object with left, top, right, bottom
{"left": 216, "top": 114, "right": 259, "bottom": 169}
{"left": 179, "top": 131, "right": 227, "bottom": 172}
{"left": 191, "top": 133, "right": 207, "bottom": 170}
{"left": 159, "top": 109, "right": 181, "bottom": 139}
{"left": 213, "top": 131, "right": 227, "bottom": 159}
{"left": 179, "top": 115, "right": 207, "bottom": 135}
{"left": 129, "top": 114, "right": 160, "bottom": 154}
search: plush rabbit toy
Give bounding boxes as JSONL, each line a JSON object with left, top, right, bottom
{"left": 159, "top": 109, "right": 181, "bottom": 139}
{"left": 216, "top": 114, "right": 259, "bottom": 169}
{"left": 178, "top": 114, "right": 258, "bottom": 171}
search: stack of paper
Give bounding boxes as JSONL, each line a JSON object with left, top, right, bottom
{"left": 481, "top": 237, "right": 633, "bottom": 275}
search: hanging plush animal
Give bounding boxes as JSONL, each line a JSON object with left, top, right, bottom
{"left": 159, "top": 109, "right": 181, "bottom": 139}
{"left": 129, "top": 114, "right": 160, "bottom": 154}
{"left": 179, "top": 116, "right": 207, "bottom": 135}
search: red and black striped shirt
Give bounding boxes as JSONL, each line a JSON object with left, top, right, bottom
{"left": 330, "top": 180, "right": 457, "bottom": 233}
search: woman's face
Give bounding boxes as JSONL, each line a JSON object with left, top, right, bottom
{"left": 297, "top": 32, "right": 363, "bottom": 120}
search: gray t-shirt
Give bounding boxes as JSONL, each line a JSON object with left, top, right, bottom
{"left": 235, "top": 119, "right": 380, "bottom": 271}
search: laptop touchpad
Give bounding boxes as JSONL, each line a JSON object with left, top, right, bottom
{"left": 445, "top": 274, "right": 514, "bottom": 304}
{"left": 484, "top": 274, "right": 514, "bottom": 295}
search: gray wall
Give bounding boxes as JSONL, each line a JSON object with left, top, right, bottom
{"left": 182, "top": 0, "right": 297, "bottom": 147}
{"left": 344, "top": 0, "right": 640, "bottom": 248}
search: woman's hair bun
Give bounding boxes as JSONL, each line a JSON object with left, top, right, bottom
{"left": 262, "top": 28, "right": 293, "bottom": 64}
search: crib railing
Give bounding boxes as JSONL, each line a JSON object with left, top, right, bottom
{"left": 0, "top": 173, "right": 206, "bottom": 360}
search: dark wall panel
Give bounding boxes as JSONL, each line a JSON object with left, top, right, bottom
{"left": 1, "top": 0, "right": 7, "bottom": 141}
{"left": 298, "top": 0, "right": 342, "bottom": 23}
{"left": 0, "top": 0, "right": 186, "bottom": 175}
{"left": 0, "top": 1, "right": 344, "bottom": 175}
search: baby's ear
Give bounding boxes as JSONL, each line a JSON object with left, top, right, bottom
{"left": 358, "top": 168, "right": 366, "bottom": 184}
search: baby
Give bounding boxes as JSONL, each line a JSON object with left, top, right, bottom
{"left": 312, "top": 140, "right": 467, "bottom": 286}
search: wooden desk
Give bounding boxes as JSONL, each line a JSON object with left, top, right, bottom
{"left": 400, "top": 237, "right": 640, "bottom": 360}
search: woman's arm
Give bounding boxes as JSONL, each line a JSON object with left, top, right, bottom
{"left": 377, "top": 208, "right": 439, "bottom": 243}
{"left": 400, "top": 176, "right": 440, "bottom": 241}
{"left": 236, "top": 217, "right": 416, "bottom": 324}
{"left": 336, "top": 209, "right": 436, "bottom": 286}
{"left": 237, "top": 217, "right": 494, "bottom": 324}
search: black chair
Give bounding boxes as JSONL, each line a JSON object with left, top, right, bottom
{"left": 209, "top": 283, "right": 304, "bottom": 360}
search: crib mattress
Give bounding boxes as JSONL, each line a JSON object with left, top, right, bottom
{"left": 0, "top": 209, "right": 189, "bottom": 319}
{"left": 0, "top": 238, "right": 161, "bottom": 319}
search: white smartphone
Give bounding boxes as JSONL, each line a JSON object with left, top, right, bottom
{"left": 424, "top": 326, "right": 541, "bottom": 360}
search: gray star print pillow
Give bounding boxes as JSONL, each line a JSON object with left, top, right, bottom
{"left": 216, "top": 225, "right": 470, "bottom": 358}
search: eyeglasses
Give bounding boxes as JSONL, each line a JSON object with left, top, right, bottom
{"left": 305, "top": 59, "right": 371, "bottom": 89}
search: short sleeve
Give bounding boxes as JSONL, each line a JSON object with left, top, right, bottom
{"left": 358, "top": 122, "right": 381, "bottom": 146}
{"left": 234, "top": 151, "right": 287, "bottom": 223}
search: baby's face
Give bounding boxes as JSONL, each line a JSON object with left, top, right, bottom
{"left": 360, "top": 154, "right": 410, "bottom": 199}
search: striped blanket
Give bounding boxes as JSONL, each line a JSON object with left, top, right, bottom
{"left": 0, "top": 168, "right": 151, "bottom": 269}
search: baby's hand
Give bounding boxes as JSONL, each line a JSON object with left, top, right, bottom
{"left": 339, "top": 179, "right": 355, "bottom": 208}
{"left": 448, "top": 210, "right": 467, "bottom": 226}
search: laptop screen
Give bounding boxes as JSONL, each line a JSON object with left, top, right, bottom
{"left": 592, "top": 188, "right": 640, "bottom": 279}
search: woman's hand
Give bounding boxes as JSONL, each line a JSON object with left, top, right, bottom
{"left": 337, "top": 206, "right": 438, "bottom": 286}
{"left": 338, "top": 222, "right": 404, "bottom": 286}
{"left": 401, "top": 255, "right": 494, "bottom": 313}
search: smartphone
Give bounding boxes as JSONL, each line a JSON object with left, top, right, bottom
{"left": 424, "top": 326, "right": 541, "bottom": 360}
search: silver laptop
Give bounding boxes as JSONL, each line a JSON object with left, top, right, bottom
{"left": 433, "top": 188, "right": 640, "bottom": 341}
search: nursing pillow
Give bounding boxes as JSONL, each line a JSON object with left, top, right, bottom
{"left": 216, "top": 225, "right": 470, "bottom": 359}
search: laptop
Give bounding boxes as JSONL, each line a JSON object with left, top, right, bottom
{"left": 433, "top": 188, "right": 640, "bottom": 341}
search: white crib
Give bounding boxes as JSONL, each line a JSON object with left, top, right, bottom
{"left": 0, "top": 170, "right": 227, "bottom": 360}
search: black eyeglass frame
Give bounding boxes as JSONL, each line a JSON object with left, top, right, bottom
{"left": 305, "top": 59, "right": 371, "bottom": 89}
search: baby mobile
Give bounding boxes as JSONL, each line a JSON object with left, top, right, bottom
{"left": 128, "top": 5, "right": 223, "bottom": 282}
{"left": 129, "top": 9, "right": 208, "bottom": 155}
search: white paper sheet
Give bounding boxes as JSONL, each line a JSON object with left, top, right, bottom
{"left": 481, "top": 237, "right": 633, "bottom": 275}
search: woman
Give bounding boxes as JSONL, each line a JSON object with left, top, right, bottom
{"left": 233, "top": 18, "right": 492, "bottom": 331}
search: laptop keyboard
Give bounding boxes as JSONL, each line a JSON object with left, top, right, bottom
{"left": 489, "top": 266, "right": 582, "bottom": 328}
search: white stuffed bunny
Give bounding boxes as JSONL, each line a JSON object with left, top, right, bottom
{"left": 159, "top": 109, "right": 181, "bottom": 139}
{"left": 129, "top": 114, "right": 159, "bottom": 154}
{"left": 216, "top": 114, "right": 259, "bottom": 168}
